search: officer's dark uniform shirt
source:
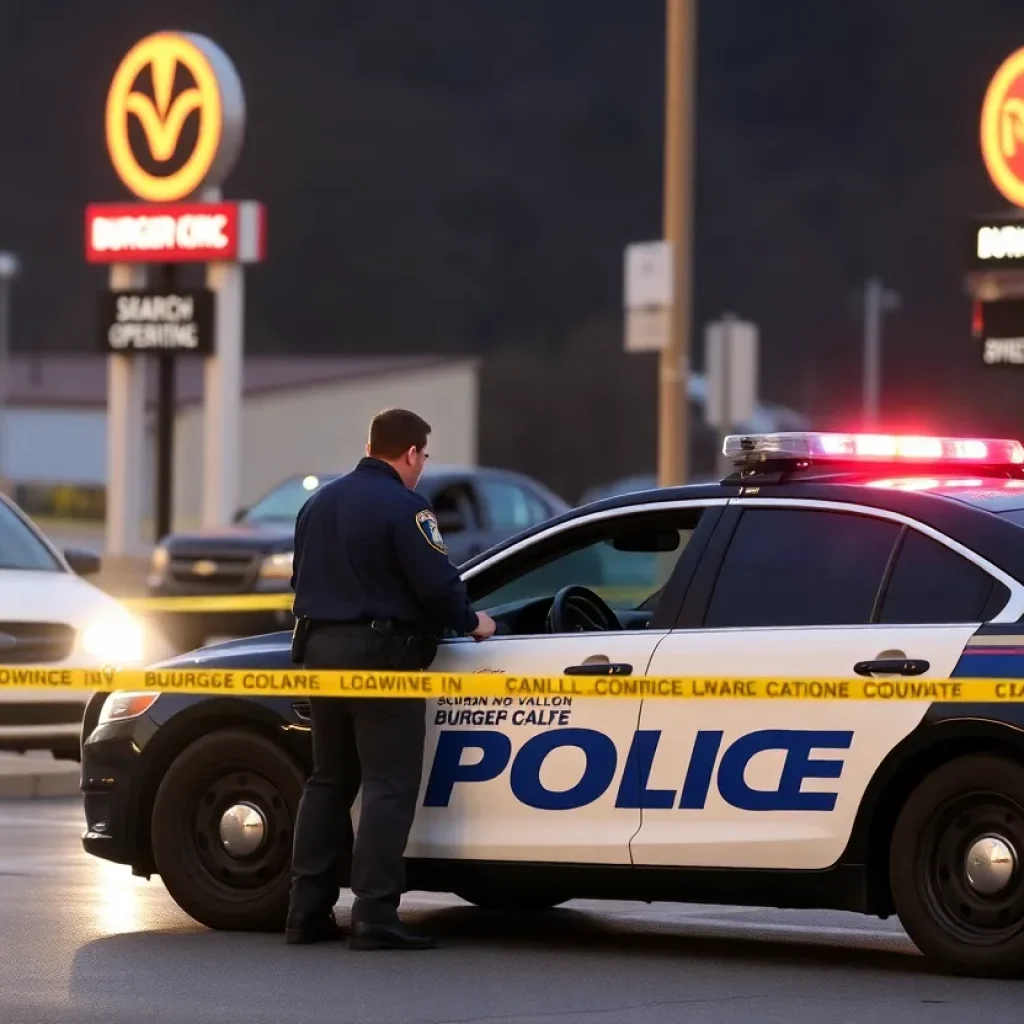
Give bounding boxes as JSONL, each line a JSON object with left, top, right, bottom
{"left": 290, "top": 457, "right": 478, "bottom": 635}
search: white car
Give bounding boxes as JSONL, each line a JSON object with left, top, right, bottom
{"left": 0, "top": 493, "right": 148, "bottom": 760}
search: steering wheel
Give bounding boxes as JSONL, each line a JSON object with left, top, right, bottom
{"left": 546, "top": 585, "right": 622, "bottom": 634}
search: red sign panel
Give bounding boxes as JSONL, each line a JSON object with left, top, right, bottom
{"left": 85, "top": 201, "right": 265, "bottom": 264}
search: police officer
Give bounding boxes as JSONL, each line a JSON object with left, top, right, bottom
{"left": 284, "top": 408, "right": 496, "bottom": 950}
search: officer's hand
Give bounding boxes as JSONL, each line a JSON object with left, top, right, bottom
{"left": 469, "top": 611, "right": 497, "bottom": 641}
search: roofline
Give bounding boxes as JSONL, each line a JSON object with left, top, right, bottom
{"left": 455, "top": 478, "right": 1024, "bottom": 587}
{"left": 455, "top": 482, "right": 726, "bottom": 571}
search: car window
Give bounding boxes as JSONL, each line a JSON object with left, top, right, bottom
{"left": 704, "top": 507, "right": 901, "bottom": 628}
{"left": 243, "top": 475, "right": 327, "bottom": 524}
{"left": 469, "top": 510, "right": 704, "bottom": 613}
{"left": 0, "top": 501, "right": 62, "bottom": 571}
{"left": 478, "top": 479, "right": 549, "bottom": 531}
{"left": 879, "top": 529, "right": 1009, "bottom": 623}
{"left": 426, "top": 481, "right": 481, "bottom": 534}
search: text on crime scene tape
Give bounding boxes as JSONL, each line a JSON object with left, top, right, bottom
{"left": 0, "top": 666, "right": 1023, "bottom": 701}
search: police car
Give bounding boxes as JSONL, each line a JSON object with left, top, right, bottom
{"left": 80, "top": 432, "right": 1024, "bottom": 977}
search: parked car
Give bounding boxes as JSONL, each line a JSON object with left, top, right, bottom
{"left": 0, "top": 492, "right": 148, "bottom": 760}
{"left": 579, "top": 472, "right": 718, "bottom": 506}
{"left": 145, "top": 464, "right": 570, "bottom": 651}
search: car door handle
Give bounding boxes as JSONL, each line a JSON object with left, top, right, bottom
{"left": 853, "top": 659, "right": 930, "bottom": 677}
{"left": 564, "top": 662, "right": 633, "bottom": 676}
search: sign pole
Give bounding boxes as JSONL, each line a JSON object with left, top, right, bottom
{"left": 0, "top": 256, "right": 15, "bottom": 496}
{"left": 202, "top": 259, "right": 244, "bottom": 526}
{"left": 716, "top": 312, "right": 734, "bottom": 479}
{"left": 861, "top": 277, "right": 899, "bottom": 427}
{"left": 658, "top": 0, "right": 696, "bottom": 487}
{"left": 104, "top": 264, "right": 148, "bottom": 556}
{"left": 153, "top": 262, "right": 177, "bottom": 541}
{"left": 705, "top": 314, "right": 759, "bottom": 476}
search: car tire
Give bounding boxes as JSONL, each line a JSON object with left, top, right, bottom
{"left": 889, "top": 754, "right": 1024, "bottom": 977}
{"left": 150, "top": 728, "right": 305, "bottom": 932}
{"left": 454, "top": 887, "right": 568, "bottom": 913}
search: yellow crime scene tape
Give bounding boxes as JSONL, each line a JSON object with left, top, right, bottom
{"left": 0, "top": 665, "right": 1023, "bottom": 702}
{"left": 121, "top": 593, "right": 294, "bottom": 613}
{"left": 117, "top": 587, "right": 653, "bottom": 615}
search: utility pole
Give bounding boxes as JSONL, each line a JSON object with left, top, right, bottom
{"left": 658, "top": 0, "right": 697, "bottom": 485}
{"left": 862, "top": 276, "right": 900, "bottom": 427}
{"left": 0, "top": 252, "right": 20, "bottom": 496}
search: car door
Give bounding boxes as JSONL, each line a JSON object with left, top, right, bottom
{"left": 404, "top": 499, "right": 727, "bottom": 867}
{"left": 632, "top": 497, "right": 1021, "bottom": 872}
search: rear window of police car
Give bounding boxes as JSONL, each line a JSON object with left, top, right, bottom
{"left": 999, "top": 510, "right": 1024, "bottom": 528}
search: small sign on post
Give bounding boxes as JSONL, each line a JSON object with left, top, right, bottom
{"left": 623, "top": 240, "right": 674, "bottom": 352}
{"left": 97, "top": 289, "right": 215, "bottom": 355}
{"left": 705, "top": 315, "right": 759, "bottom": 475}
{"left": 976, "top": 298, "right": 1024, "bottom": 367}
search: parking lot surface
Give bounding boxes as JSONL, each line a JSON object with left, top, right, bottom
{"left": 1, "top": 799, "right": 1022, "bottom": 1024}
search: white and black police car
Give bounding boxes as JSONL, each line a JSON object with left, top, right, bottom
{"left": 81, "top": 431, "right": 1024, "bottom": 976}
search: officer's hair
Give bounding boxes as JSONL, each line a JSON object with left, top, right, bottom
{"left": 368, "top": 408, "right": 431, "bottom": 458}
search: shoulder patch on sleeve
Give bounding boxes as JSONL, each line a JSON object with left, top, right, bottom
{"left": 415, "top": 508, "right": 447, "bottom": 553}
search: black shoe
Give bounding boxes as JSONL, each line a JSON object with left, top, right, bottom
{"left": 285, "top": 914, "right": 346, "bottom": 945}
{"left": 349, "top": 919, "right": 437, "bottom": 950}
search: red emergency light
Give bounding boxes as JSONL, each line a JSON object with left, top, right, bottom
{"left": 723, "top": 432, "right": 1024, "bottom": 466}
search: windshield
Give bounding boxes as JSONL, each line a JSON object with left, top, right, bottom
{"left": 242, "top": 475, "right": 332, "bottom": 524}
{"left": 0, "top": 501, "right": 62, "bottom": 571}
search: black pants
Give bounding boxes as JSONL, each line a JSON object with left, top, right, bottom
{"left": 286, "top": 624, "right": 428, "bottom": 927}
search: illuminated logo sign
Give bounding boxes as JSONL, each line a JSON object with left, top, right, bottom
{"left": 105, "top": 32, "right": 245, "bottom": 203}
{"left": 84, "top": 201, "right": 266, "bottom": 263}
{"left": 981, "top": 47, "right": 1024, "bottom": 208}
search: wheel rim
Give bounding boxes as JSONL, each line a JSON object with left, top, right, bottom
{"left": 190, "top": 769, "right": 293, "bottom": 895}
{"left": 920, "top": 789, "right": 1024, "bottom": 945}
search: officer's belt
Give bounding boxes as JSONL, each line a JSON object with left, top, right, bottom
{"left": 308, "top": 619, "right": 425, "bottom": 639}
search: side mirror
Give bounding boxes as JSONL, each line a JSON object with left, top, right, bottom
{"left": 64, "top": 548, "right": 101, "bottom": 576}
{"left": 611, "top": 529, "right": 680, "bottom": 553}
{"left": 232, "top": 506, "right": 249, "bottom": 523}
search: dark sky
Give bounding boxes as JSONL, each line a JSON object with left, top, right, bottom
{"left": 3, "top": 0, "right": 1024, "bottom": 457}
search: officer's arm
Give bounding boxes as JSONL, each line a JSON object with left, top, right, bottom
{"left": 392, "top": 502, "right": 479, "bottom": 634}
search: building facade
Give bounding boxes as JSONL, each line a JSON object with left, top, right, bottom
{"left": 3, "top": 354, "right": 479, "bottom": 534}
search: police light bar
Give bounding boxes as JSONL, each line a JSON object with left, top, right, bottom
{"left": 723, "top": 432, "right": 1024, "bottom": 466}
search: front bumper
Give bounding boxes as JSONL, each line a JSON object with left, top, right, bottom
{"left": 80, "top": 718, "right": 149, "bottom": 869}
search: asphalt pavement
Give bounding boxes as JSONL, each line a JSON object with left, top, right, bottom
{"left": 1, "top": 799, "right": 1022, "bottom": 1024}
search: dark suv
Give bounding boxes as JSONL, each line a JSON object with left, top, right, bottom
{"left": 145, "top": 464, "right": 568, "bottom": 651}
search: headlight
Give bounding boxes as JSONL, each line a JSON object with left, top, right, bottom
{"left": 148, "top": 544, "right": 170, "bottom": 585}
{"left": 98, "top": 691, "right": 160, "bottom": 724}
{"left": 259, "top": 551, "right": 293, "bottom": 579}
{"left": 79, "top": 614, "right": 146, "bottom": 665}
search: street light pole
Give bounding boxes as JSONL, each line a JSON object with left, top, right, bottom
{"left": 658, "top": 0, "right": 697, "bottom": 486}
{"left": 862, "top": 276, "right": 900, "bottom": 427}
{"left": 0, "top": 252, "right": 20, "bottom": 496}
